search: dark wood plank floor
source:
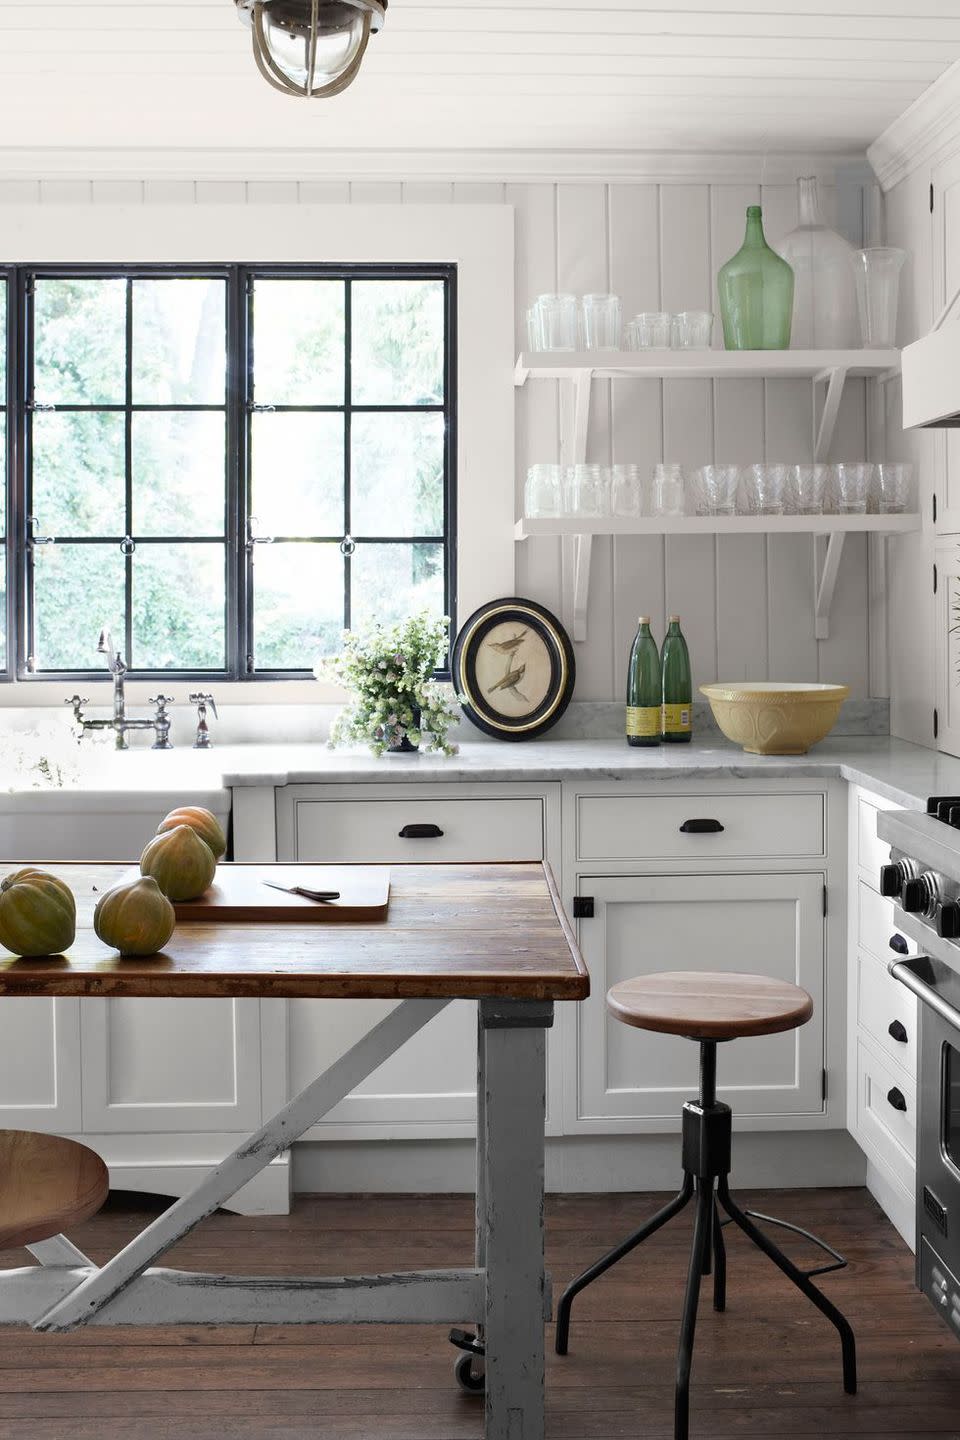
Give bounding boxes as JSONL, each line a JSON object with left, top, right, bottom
{"left": 0, "top": 1186, "right": 956, "bottom": 1439}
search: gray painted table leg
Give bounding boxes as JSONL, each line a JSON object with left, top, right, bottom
{"left": 480, "top": 999, "right": 553, "bottom": 1440}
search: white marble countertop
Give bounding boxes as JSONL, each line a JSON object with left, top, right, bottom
{"left": 5, "top": 734, "right": 960, "bottom": 812}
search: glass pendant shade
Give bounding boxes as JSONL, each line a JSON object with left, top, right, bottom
{"left": 238, "top": 0, "right": 386, "bottom": 98}
{"left": 776, "top": 177, "right": 859, "bottom": 349}
{"left": 717, "top": 206, "right": 795, "bottom": 351}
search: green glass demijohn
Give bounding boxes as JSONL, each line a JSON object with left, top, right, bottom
{"left": 717, "top": 205, "right": 795, "bottom": 350}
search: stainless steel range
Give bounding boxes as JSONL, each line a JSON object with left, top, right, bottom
{"left": 878, "top": 797, "right": 960, "bottom": 1338}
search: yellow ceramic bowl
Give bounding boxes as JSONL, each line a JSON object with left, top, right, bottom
{"left": 699, "top": 682, "right": 849, "bottom": 755}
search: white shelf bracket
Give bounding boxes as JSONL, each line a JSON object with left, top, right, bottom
{"left": 559, "top": 370, "right": 594, "bottom": 643}
{"left": 814, "top": 531, "right": 845, "bottom": 640}
{"left": 813, "top": 365, "right": 848, "bottom": 463}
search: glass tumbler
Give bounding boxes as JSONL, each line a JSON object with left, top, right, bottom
{"left": 524, "top": 464, "right": 563, "bottom": 519}
{"left": 652, "top": 463, "right": 685, "bottom": 517}
{"left": 582, "top": 294, "right": 622, "bottom": 350}
{"left": 834, "top": 462, "right": 872, "bottom": 514}
{"left": 611, "top": 464, "right": 642, "bottom": 518}
{"left": 745, "top": 462, "right": 788, "bottom": 515}
{"left": 566, "top": 464, "right": 605, "bottom": 518}
{"left": 874, "top": 461, "right": 914, "bottom": 514}
{"left": 535, "top": 293, "right": 578, "bottom": 351}
{"left": 789, "top": 464, "right": 828, "bottom": 515}
{"left": 852, "top": 248, "right": 906, "bottom": 347}
{"left": 526, "top": 306, "right": 542, "bottom": 351}
{"left": 699, "top": 463, "right": 740, "bottom": 515}
{"left": 672, "top": 310, "right": 714, "bottom": 349}
{"left": 632, "top": 312, "right": 673, "bottom": 348}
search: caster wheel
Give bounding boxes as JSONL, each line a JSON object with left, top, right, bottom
{"left": 454, "top": 1350, "right": 486, "bottom": 1394}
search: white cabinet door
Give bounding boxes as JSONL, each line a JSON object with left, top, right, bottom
{"left": 80, "top": 998, "right": 262, "bottom": 1134}
{"left": 933, "top": 150, "right": 960, "bottom": 535}
{"left": 570, "top": 871, "right": 825, "bottom": 1128}
{"left": 0, "top": 999, "right": 81, "bottom": 1132}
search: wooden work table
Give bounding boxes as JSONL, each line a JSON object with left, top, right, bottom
{"left": 0, "top": 860, "right": 587, "bottom": 1440}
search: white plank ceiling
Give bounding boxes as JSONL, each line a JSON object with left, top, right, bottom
{"left": 0, "top": 0, "right": 958, "bottom": 156}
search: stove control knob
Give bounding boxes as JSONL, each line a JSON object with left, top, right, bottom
{"left": 938, "top": 902, "right": 960, "bottom": 939}
{"left": 880, "top": 864, "right": 903, "bottom": 898}
{"left": 901, "top": 877, "right": 928, "bottom": 914}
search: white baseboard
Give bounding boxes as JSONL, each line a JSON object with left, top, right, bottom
{"left": 108, "top": 1155, "right": 291, "bottom": 1216}
{"left": 865, "top": 1158, "right": 916, "bottom": 1251}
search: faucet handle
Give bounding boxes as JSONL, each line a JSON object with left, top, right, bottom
{"left": 189, "top": 691, "right": 218, "bottom": 719}
{"left": 149, "top": 694, "right": 175, "bottom": 716}
{"left": 65, "top": 695, "right": 89, "bottom": 723}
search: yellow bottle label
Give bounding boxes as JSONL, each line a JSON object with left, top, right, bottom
{"left": 662, "top": 703, "right": 692, "bottom": 734}
{"left": 626, "top": 706, "right": 660, "bottom": 738}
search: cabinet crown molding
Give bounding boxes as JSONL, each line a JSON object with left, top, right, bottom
{"left": 869, "top": 59, "right": 960, "bottom": 193}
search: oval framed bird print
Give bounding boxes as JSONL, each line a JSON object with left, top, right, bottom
{"left": 452, "top": 598, "right": 576, "bottom": 741}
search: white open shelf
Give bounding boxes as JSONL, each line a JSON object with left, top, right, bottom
{"left": 515, "top": 513, "right": 919, "bottom": 540}
{"left": 515, "top": 348, "right": 901, "bottom": 384}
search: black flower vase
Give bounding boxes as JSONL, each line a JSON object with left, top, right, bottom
{"left": 388, "top": 706, "right": 421, "bottom": 754}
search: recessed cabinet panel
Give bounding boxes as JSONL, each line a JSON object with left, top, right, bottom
{"left": 574, "top": 872, "right": 824, "bottom": 1123}
{"left": 576, "top": 793, "right": 824, "bottom": 862}
{"left": 0, "top": 999, "right": 81, "bottom": 1132}
{"left": 857, "top": 947, "right": 918, "bottom": 1080}
{"left": 81, "top": 998, "right": 262, "bottom": 1133}
{"left": 856, "top": 1038, "right": 917, "bottom": 1180}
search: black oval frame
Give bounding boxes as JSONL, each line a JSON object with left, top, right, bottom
{"left": 452, "top": 597, "right": 576, "bottom": 741}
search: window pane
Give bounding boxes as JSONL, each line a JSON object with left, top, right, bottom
{"left": 253, "top": 542, "right": 342, "bottom": 668}
{"left": 34, "top": 279, "right": 126, "bottom": 405}
{"left": 352, "top": 281, "right": 444, "bottom": 406}
{"left": 0, "top": 553, "right": 5, "bottom": 670}
{"left": 351, "top": 543, "right": 444, "bottom": 632}
{"left": 132, "top": 279, "right": 226, "bottom": 405}
{"left": 33, "top": 543, "right": 124, "bottom": 670}
{"left": 32, "top": 412, "right": 125, "bottom": 536}
{"left": 133, "top": 413, "right": 226, "bottom": 537}
{"left": 253, "top": 280, "right": 345, "bottom": 405}
{"left": 0, "top": 412, "right": 5, "bottom": 536}
{"left": 132, "top": 544, "right": 225, "bottom": 669}
{"left": 351, "top": 411, "right": 444, "bottom": 537}
{"left": 251, "top": 412, "right": 343, "bottom": 538}
{"left": 0, "top": 280, "right": 6, "bottom": 400}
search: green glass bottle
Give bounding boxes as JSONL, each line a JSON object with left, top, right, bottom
{"left": 626, "top": 617, "right": 661, "bottom": 748}
{"left": 661, "top": 616, "right": 692, "bottom": 744}
{"left": 717, "top": 205, "right": 795, "bottom": 350}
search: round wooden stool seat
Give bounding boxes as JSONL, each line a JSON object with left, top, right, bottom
{"left": 607, "top": 971, "right": 814, "bottom": 1041}
{"left": 0, "top": 1131, "right": 109, "bottom": 1249}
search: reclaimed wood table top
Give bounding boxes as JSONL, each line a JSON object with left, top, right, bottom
{"left": 0, "top": 862, "right": 589, "bottom": 1002}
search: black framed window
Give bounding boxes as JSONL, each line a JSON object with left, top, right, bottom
{"left": 2, "top": 263, "right": 456, "bottom": 681}
{"left": 0, "top": 272, "right": 8, "bottom": 674}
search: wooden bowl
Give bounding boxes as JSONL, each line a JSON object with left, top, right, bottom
{"left": 699, "top": 682, "right": 849, "bottom": 755}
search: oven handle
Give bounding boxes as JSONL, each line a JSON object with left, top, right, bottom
{"left": 889, "top": 957, "right": 960, "bottom": 1036}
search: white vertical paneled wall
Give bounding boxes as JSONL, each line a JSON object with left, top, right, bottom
{"left": 5, "top": 168, "right": 876, "bottom": 701}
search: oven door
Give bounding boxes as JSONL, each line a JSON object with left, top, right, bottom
{"left": 890, "top": 954, "right": 960, "bottom": 1336}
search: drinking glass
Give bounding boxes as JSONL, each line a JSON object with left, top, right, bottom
{"left": 524, "top": 464, "right": 563, "bottom": 518}
{"left": 582, "top": 294, "right": 622, "bottom": 350}
{"left": 834, "top": 462, "right": 872, "bottom": 514}
{"left": 744, "top": 462, "right": 788, "bottom": 515}
{"left": 698, "top": 463, "right": 740, "bottom": 515}
{"left": 566, "top": 464, "right": 605, "bottom": 518}
{"left": 611, "top": 464, "right": 642, "bottom": 518}
{"left": 535, "top": 293, "right": 578, "bottom": 351}
{"left": 526, "top": 307, "right": 542, "bottom": 351}
{"left": 852, "top": 248, "right": 906, "bottom": 347}
{"left": 652, "top": 463, "right": 685, "bottom": 517}
{"left": 631, "top": 311, "right": 672, "bottom": 348}
{"left": 789, "top": 464, "right": 828, "bottom": 515}
{"left": 672, "top": 310, "right": 714, "bottom": 349}
{"left": 874, "top": 461, "right": 914, "bottom": 514}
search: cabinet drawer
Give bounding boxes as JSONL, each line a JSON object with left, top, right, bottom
{"left": 294, "top": 797, "right": 544, "bottom": 863}
{"left": 857, "top": 948, "right": 918, "bottom": 1080}
{"left": 858, "top": 881, "right": 918, "bottom": 964}
{"left": 576, "top": 792, "right": 823, "bottom": 862}
{"left": 858, "top": 796, "right": 892, "bottom": 891}
{"left": 856, "top": 1038, "right": 917, "bottom": 1180}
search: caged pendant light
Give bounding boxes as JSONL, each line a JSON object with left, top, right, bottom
{"left": 235, "top": 0, "right": 387, "bottom": 99}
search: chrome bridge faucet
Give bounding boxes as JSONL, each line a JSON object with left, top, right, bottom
{"left": 65, "top": 628, "right": 176, "bottom": 751}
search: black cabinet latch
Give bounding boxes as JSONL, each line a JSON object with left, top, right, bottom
{"left": 573, "top": 897, "right": 594, "bottom": 919}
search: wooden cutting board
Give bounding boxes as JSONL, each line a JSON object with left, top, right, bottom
{"left": 172, "top": 865, "right": 391, "bottom": 923}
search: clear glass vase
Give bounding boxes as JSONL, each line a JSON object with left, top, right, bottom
{"left": 717, "top": 206, "right": 794, "bottom": 350}
{"left": 776, "top": 176, "right": 858, "bottom": 349}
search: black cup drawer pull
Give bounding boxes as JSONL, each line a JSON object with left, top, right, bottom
{"left": 889, "top": 933, "right": 909, "bottom": 955}
{"left": 887, "top": 1019, "right": 909, "bottom": 1044}
{"left": 398, "top": 823, "right": 445, "bottom": 840}
{"left": 886, "top": 1087, "right": 908, "bottom": 1113}
{"left": 679, "top": 818, "right": 725, "bottom": 834}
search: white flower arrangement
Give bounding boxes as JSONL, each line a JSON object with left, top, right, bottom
{"left": 316, "top": 612, "right": 460, "bottom": 758}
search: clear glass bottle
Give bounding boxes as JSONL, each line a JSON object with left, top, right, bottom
{"left": 717, "top": 206, "right": 794, "bottom": 351}
{"left": 626, "top": 617, "right": 661, "bottom": 747}
{"left": 776, "top": 177, "right": 858, "bottom": 349}
{"left": 661, "top": 616, "right": 692, "bottom": 744}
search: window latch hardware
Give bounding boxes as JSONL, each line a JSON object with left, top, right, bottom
{"left": 26, "top": 516, "right": 54, "bottom": 547}
{"left": 246, "top": 517, "right": 274, "bottom": 553}
{"left": 340, "top": 534, "right": 357, "bottom": 557}
{"left": 120, "top": 536, "right": 136, "bottom": 556}
{"left": 248, "top": 403, "right": 276, "bottom": 413}
{"left": 26, "top": 402, "right": 56, "bottom": 413}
